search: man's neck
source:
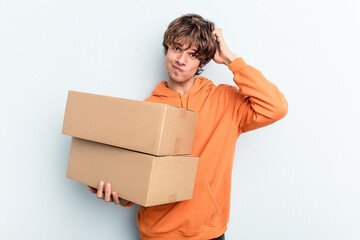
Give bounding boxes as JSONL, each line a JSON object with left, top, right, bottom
{"left": 167, "top": 78, "right": 196, "bottom": 96}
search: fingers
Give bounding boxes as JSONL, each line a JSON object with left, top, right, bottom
{"left": 95, "top": 181, "right": 121, "bottom": 205}
{"left": 212, "top": 28, "right": 223, "bottom": 42}
{"left": 104, "top": 182, "right": 112, "bottom": 202}
{"left": 112, "top": 192, "right": 120, "bottom": 205}
{"left": 97, "top": 181, "right": 104, "bottom": 198}
{"left": 213, "top": 28, "right": 222, "bottom": 35}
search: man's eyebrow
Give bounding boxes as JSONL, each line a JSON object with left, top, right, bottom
{"left": 173, "top": 42, "right": 198, "bottom": 52}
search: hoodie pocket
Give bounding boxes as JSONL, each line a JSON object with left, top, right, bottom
{"left": 138, "top": 182, "right": 219, "bottom": 237}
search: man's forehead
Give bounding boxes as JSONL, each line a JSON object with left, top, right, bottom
{"left": 173, "top": 40, "right": 198, "bottom": 51}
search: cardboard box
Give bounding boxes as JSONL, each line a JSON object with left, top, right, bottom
{"left": 67, "top": 138, "right": 199, "bottom": 207}
{"left": 62, "top": 91, "right": 198, "bottom": 156}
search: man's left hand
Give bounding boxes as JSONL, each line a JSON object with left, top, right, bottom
{"left": 212, "top": 28, "right": 238, "bottom": 66}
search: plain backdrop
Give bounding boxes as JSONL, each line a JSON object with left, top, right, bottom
{"left": 1, "top": 0, "right": 359, "bottom": 239}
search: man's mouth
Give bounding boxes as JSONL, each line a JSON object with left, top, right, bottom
{"left": 173, "top": 65, "right": 184, "bottom": 72}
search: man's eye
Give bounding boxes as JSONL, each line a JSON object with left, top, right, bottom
{"left": 190, "top": 53, "right": 197, "bottom": 58}
{"left": 174, "top": 47, "right": 180, "bottom": 51}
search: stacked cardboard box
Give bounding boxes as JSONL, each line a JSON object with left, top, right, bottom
{"left": 62, "top": 91, "right": 199, "bottom": 207}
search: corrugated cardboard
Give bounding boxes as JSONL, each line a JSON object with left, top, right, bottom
{"left": 62, "top": 91, "right": 198, "bottom": 156}
{"left": 67, "top": 138, "right": 199, "bottom": 207}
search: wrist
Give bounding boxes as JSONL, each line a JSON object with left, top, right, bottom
{"left": 224, "top": 53, "right": 238, "bottom": 66}
{"left": 120, "top": 198, "right": 131, "bottom": 206}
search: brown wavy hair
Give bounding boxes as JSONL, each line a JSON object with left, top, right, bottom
{"left": 163, "top": 14, "right": 218, "bottom": 76}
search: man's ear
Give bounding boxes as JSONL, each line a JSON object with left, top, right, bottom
{"left": 163, "top": 46, "right": 169, "bottom": 55}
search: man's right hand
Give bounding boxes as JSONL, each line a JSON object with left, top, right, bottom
{"left": 87, "top": 181, "right": 131, "bottom": 206}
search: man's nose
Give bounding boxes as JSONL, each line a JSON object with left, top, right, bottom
{"left": 176, "top": 52, "right": 187, "bottom": 65}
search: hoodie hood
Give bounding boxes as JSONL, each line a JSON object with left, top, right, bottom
{"left": 151, "top": 76, "right": 214, "bottom": 97}
{"left": 148, "top": 76, "right": 215, "bottom": 109}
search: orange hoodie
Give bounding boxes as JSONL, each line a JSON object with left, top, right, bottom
{"left": 135, "top": 57, "right": 288, "bottom": 239}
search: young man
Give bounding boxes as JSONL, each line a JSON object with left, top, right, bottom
{"left": 89, "top": 14, "right": 288, "bottom": 240}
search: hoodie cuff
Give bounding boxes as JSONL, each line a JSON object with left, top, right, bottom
{"left": 228, "top": 57, "right": 247, "bottom": 73}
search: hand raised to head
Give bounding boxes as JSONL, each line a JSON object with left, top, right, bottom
{"left": 212, "top": 28, "right": 238, "bottom": 66}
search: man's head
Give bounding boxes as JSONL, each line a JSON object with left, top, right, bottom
{"left": 163, "top": 14, "right": 218, "bottom": 76}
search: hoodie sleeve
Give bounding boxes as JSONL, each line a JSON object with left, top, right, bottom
{"left": 227, "top": 57, "right": 288, "bottom": 135}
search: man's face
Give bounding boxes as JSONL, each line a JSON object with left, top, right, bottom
{"left": 164, "top": 42, "right": 201, "bottom": 85}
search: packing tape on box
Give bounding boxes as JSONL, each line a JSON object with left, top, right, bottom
{"left": 174, "top": 137, "right": 181, "bottom": 154}
{"left": 168, "top": 193, "right": 177, "bottom": 202}
{"left": 180, "top": 108, "right": 187, "bottom": 119}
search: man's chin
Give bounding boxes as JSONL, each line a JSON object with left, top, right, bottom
{"left": 168, "top": 74, "right": 185, "bottom": 83}
{"left": 168, "top": 72, "right": 195, "bottom": 84}
{"left": 172, "top": 78, "right": 184, "bottom": 82}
